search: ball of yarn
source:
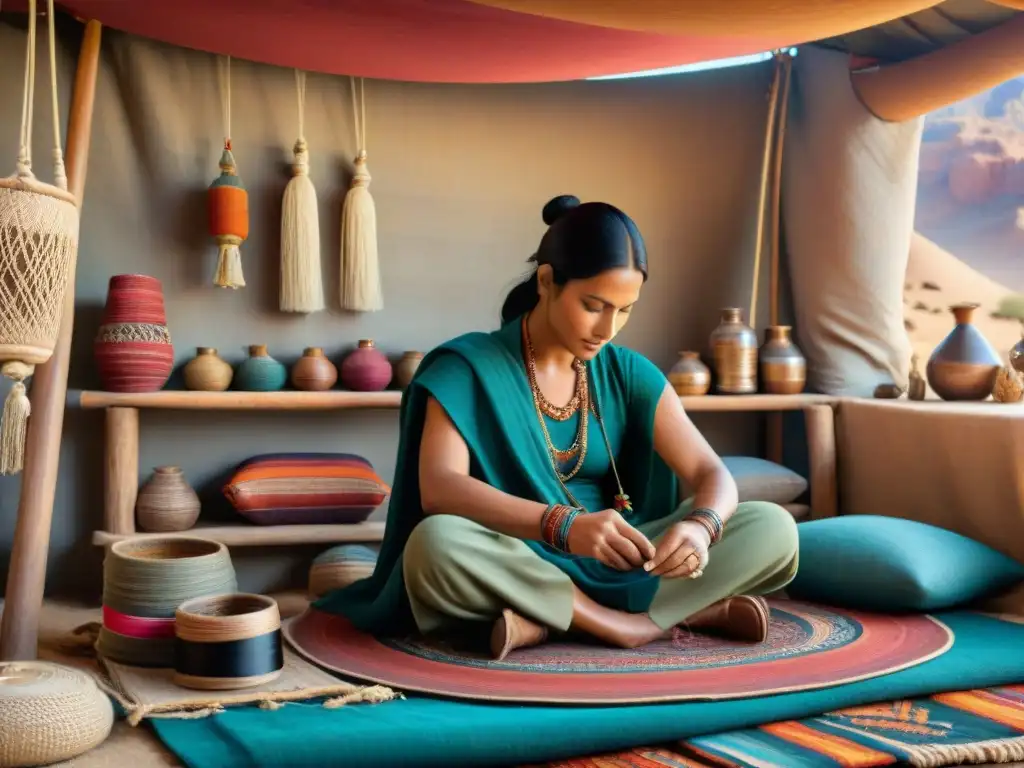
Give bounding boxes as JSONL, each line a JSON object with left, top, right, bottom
{"left": 308, "top": 544, "right": 378, "bottom": 598}
{"left": 0, "top": 661, "right": 113, "bottom": 767}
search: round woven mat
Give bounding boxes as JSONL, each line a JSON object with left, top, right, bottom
{"left": 284, "top": 599, "right": 954, "bottom": 704}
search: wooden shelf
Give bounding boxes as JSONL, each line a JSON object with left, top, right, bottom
{"left": 71, "top": 388, "right": 834, "bottom": 413}
{"left": 92, "top": 521, "right": 386, "bottom": 548}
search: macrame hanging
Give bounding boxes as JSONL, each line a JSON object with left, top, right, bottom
{"left": 208, "top": 55, "right": 249, "bottom": 289}
{"left": 280, "top": 69, "right": 324, "bottom": 313}
{"left": 340, "top": 77, "right": 383, "bottom": 312}
{"left": 0, "top": 0, "right": 80, "bottom": 475}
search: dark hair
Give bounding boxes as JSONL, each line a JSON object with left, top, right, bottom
{"left": 500, "top": 195, "right": 649, "bottom": 325}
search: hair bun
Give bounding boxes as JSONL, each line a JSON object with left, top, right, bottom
{"left": 542, "top": 195, "right": 580, "bottom": 226}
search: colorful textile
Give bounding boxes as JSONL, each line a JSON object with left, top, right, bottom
{"left": 537, "top": 684, "right": 1024, "bottom": 767}
{"left": 223, "top": 453, "right": 390, "bottom": 525}
{"left": 150, "top": 612, "right": 1024, "bottom": 768}
{"left": 314, "top": 316, "right": 679, "bottom": 635}
{"left": 284, "top": 600, "right": 953, "bottom": 703}
{"left": 308, "top": 545, "right": 379, "bottom": 598}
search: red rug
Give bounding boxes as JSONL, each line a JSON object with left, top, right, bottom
{"left": 284, "top": 600, "right": 953, "bottom": 704}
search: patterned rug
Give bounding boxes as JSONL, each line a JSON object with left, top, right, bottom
{"left": 284, "top": 600, "right": 954, "bottom": 704}
{"left": 530, "top": 684, "right": 1024, "bottom": 767}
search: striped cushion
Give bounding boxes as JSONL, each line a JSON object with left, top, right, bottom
{"left": 223, "top": 453, "right": 390, "bottom": 525}
{"left": 308, "top": 544, "right": 379, "bottom": 597}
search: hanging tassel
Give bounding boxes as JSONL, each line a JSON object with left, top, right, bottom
{"left": 0, "top": 361, "right": 33, "bottom": 475}
{"left": 340, "top": 78, "right": 382, "bottom": 312}
{"left": 280, "top": 71, "right": 324, "bottom": 313}
{"left": 209, "top": 143, "right": 248, "bottom": 288}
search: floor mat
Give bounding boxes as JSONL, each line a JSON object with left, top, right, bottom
{"left": 534, "top": 684, "right": 1024, "bottom": 767}
{"left": 151, "top": 611, "right": 1024, "bottom": 768}
{"left": 283, "top": 600, "right": 953, "bottom": 703}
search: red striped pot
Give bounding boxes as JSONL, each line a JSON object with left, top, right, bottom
{"left": 94, "top": 274, "right": 174, "bottom": 393}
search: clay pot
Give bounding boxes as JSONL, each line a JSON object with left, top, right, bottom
{"left": 340, "top": 340, "right": 393, "bottom": 391}
{"left": 908, "top": 354, "right": 927, "bottom": 401}
{"left": 1010, "top": 330, "right": 1024, "bottom": 375}
{"left": 94, "top": 274, "right": 174, "bottom": 393}
{"left": 290, "top": 347, "right": 338, "bottom": 391}
{"left": 234, "top": 345, "right": 288, "bottom": 391}
{"left": 136, "top": 466, "right": 201, "bottom": 532}
{"left": 393, "top": 351, "right": 424, "bottom": 390}
{"left": 183, "top": 347, "right": 233, "bottom": 391}
{"left": 759, "top": 326, "right": 806, "bottom": 395}
{"left": 925, "top": 303, "right": 1002, "bottom": 401}
{"left": 709, "top": 308, "right": 757, "bottom": 394}
{"left": 667, "top": 351, "right": 710, "bottom": 396}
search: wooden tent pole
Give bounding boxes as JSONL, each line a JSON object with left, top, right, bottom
{"left": 0, "top": 19, "right": 103, "bottom": 661}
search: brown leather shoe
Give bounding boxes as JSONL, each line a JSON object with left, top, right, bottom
{"left": 682, "top": 595, "right": 771, "bottom": 643}
{"left": 490, "top": 608, "right": 549, "bottom": 660}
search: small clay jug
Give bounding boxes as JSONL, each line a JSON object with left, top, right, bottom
{"left": 925, "top": 303, "right": 1001, "bottom": 401}
{"left": 1010, "top": 329, "right": 1024, "bottom": 374}
{"left": 759, "top": 326, "right": 806, "bottom": 395}
{"left": 668, "top": 351, "right": 710, "bottom": 396}
{"left": 290, "top": 347, "right": 338, "bottom": 391}
{"left": 340, "top": 340, "right": 393, "bottom": 391}
{"left": 183, "top": 347, "right": 233, "bottom": 392}
{"left": 234, "top": 345, "right": 288, "bottom": 391}
{"left": 709, "top": 308, "right": 757, "bottom": 394}
{"left": 907, "top": 354, "right": 927, "bottom": 401}
{"left": 136, "top": 466, "right": 201, "bottom": 532}
{"left": 393, "top": 351, "right": 424, "bottom": 390}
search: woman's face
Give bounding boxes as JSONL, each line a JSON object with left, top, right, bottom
{"left": 538, "top": 265, "right": 645, "bottom": 361}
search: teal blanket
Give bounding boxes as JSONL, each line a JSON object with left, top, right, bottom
{"left": 153, "top": 612, "right": 1024, "bottom": 767}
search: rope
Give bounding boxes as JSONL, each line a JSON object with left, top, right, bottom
{"left": 45, "top": 0, "right": 67, "bottom": 190}
{"left": 219, "top": 55, "right": 232, "bottom": 149}
{"left": 16, "top": 0, "right": 37, "bottom": 177}
{"left": 349, "top": 76, "right": 366, "bottom": 153}
{"left": 295, "top": 69, "right": 306, "bottom": 142}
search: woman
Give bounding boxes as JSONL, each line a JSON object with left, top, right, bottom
{"left": 316, "top": 195, "right": 799, "bottom": 660}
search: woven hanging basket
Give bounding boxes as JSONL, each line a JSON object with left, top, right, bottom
{"left": 0, "top": 0, "right": 80, "bottom": 475}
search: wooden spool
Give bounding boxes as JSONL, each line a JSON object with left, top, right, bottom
{"left": 174, "top": 593, "right": 283, "bottom": 691}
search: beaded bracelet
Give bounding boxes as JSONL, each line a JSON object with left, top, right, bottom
{"left": 540, "top": 503, "right": 582, "bottom": 553}
{"left": 686, "top": 507, "right": 724, "bottom": 546}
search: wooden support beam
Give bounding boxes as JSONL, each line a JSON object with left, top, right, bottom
{"left": 804, "top": 404, "right": 838, "bottom": 520}
{"left": 852, "top": 15, "right": 1024, "bottom": 122}
{"left": 104, "top": 407, "right": 138, "bottom": 536}
{"left": 1, "top": 20, "right": 102, "bottom": 661}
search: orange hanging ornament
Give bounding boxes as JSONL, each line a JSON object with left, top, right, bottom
{"left": 208, "top": 139, "right": 248, "bottom": 288}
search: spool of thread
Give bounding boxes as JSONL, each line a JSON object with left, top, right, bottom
{"left": 173, "top": 593, "right": 284, "bottom": 691}
{"left": 97, "top": 537, "right": 237, "bottom": 667}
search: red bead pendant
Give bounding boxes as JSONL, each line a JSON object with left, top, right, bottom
{"left": 614, "top": 494, "right": 632, "bottom": 513}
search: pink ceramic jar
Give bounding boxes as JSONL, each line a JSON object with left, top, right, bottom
{"left": 339, "top": 340, "right": 392, "bottom": 391}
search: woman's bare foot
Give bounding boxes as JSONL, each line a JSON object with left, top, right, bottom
{"left": 681, "top": 595, "right": 770, "bottom": 642}
{"left": 568, "top": 586, "right": 668, "bottom": 649}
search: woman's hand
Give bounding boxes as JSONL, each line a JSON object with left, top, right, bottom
{"left": 644, "top": 521, "right": 711, "bottom": 578}
{"left": 567, "top": 509, "right": 656, "bottom": 571}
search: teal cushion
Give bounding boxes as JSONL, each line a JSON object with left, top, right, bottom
{"left": 787, "top": 515, "right": 1024, "bottom": 612}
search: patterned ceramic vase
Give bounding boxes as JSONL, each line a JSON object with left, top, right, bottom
{"left": 709, "top": 308, "right": 758, "bottom": 394}
{"left": 183, "top": 347, "right": 233, "bottom": 391}
{"left": 94, "top": 274, "right": 174, "bottom": 392}
{"left": 136, "top": 466, "right": 201, "bottom": 532}
{"left": 393, "top": 351, "right": 423, "bottom": 390}
{"left": 290, "top": 347, "right": 338, "bottom": 391}
{"left": 667, "top": 351, "right": 710, "bottom": 396}
{"left": 340, "top": 340, "right": 393, "bottom": 391}
{"left": 759, "top": 326, "right": 806, "bottom": 395}
{"left": 234, "top": 345, "right": 288, "bottom": 391}
{"left": 926, "top": 303, "right": 1001, "bottom": 401}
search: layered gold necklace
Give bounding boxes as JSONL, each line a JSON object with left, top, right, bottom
{"left": 522, "top": 315, "right": 632, "bottom": 513}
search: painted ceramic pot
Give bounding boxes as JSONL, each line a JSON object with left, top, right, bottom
{"left": 925, "top": 303, "right": 1001, "bottom": 401}
{"left": 136, "top": 466, "right": 201, "bottom": 533}
{"left": 340, "top": 340, "right": 393, "bottom": 392}
{"left": 393, "top": 351, "right": 424, "bottom": 390}
{"left": 1010, "top": 330, "right": 1024, "bottom": 375}
{"left": 759, "top": 325, "right": 806, "bottom": 395}
{"left": 94, "top": 274, "right": 174, "bottom": 393}
{"left": 234, "top": 345, "right": 288, "bottom": 391}
{"left": 290, "top": 347, "right": 338, "bottom": 391}
{"left": 183, "top": 347, "right": 233, "bottom": 392}
{"left": 667, "top": 351, "right": 710, "bottom": 396}
{"left": 709, "top": 307, "right": 757, "bottom": 394}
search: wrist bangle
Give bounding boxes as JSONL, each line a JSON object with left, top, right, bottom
{"left": 686, "top": 507, "right": 724, "bottom": 545}
{"left": 540, "top": 503, "right": 582, "bottom": 552}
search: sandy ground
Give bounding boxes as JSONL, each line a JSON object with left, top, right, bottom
{"left": 904, "top": 231, "right": 1022, "bottom": 397}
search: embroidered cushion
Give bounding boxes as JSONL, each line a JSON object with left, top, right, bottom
{"left": 787, "top": 515, "right": 1024, "bottom": 612}
{"left": 722, "top": 456, "right": 808, "bottom": 505}
{"left": 223, "top": 453, "right": 390, "bottom": 526}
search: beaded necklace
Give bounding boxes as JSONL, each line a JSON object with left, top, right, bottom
{"left": 522, "top": 315, "right": 632, "bottom": 514}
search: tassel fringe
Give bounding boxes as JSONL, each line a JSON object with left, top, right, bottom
{"left": 214, "top": 236, "right": 245, "bottom": 289}
{"left": 340, "top": 151, "right": 383, "bottom": 312}
{"left": 1, "top": 361, "right": 34, "bottom": 475}
{"left": 280, "top": 138, "right": 324, "bottom": 313}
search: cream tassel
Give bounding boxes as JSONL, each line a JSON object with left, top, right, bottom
{"left": 0, "top": 361, "right": 33, "bottom": 475}
{"left": 340, "top": 77, "right": 382, "bottom": 312}
{"left": 280, "top": 71, "right": 324, "bottom": 313}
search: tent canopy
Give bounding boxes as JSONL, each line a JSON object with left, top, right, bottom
{"left": 3, "top": 0, "right": 1020, "bottom": 83}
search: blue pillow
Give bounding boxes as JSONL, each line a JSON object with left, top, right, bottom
{"left": 787, "top": 515, "right": 1024, "bottom": 612}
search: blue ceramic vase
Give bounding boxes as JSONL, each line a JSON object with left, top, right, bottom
{"left": 234, "top": 344, "right": 288, "bottom": 391}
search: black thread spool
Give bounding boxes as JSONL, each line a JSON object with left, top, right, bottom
{"left": 173, "top": 594, "right": 283, "bottom": 691}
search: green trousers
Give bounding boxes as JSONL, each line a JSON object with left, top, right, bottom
{"left": 402, "top": 500, "right": 799, "bottom": 634}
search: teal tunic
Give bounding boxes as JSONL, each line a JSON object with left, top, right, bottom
{"left": 314, "top": 316, "right": 677, "bottom": 635}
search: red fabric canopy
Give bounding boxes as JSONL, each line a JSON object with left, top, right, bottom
{"left": 18, "top": 0, "right": 789, "bottom": 83}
